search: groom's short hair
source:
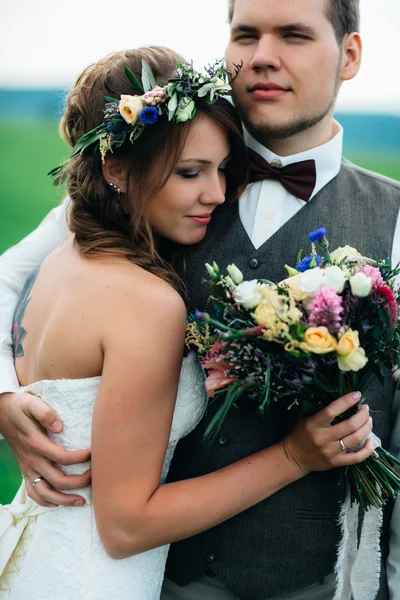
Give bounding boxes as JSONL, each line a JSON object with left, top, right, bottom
{"left": 227, "top": 0, "right": 360, "bottom": 43}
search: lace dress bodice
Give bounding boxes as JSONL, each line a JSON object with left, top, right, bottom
{"left": 0, "top": 352, "right": 207, "bottom": 599}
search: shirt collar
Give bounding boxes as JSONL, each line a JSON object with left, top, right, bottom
{"left": 244, "top": 121, "right": 343, "bottom": 200}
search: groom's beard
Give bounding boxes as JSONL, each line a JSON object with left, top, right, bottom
{"left": 233, "top": 60, "right": 342, "bottom": 147}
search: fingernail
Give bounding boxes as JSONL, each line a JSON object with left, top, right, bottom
{"left": 352, "top": 392, "right": 361, "bottom": 400}
{"left": 362, "top": 404, "right": 370, "bottom": 411}
{"left": 50, "top": 419, "right": 62, "bottom": 432}
{"left": 369, "top": 416, "right": 373, "bottom": 424}
{"left": 73, "top": 499, "right": 85, "bottom": 506}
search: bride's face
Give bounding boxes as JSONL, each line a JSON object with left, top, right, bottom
{"left": 146, "top": 114, "right": 230, "bottom": 246}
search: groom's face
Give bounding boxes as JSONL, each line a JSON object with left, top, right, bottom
{"left": 226, "top": 0, "right": 347, "bottom": 144}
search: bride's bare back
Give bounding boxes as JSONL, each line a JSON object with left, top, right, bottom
{"left": 13, "top": 237, "right": 184, "bottom": 387}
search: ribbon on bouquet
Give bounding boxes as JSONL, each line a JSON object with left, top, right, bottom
{"left": 0, "top": 481, "right": 59, "bottom": 580}
{"left": 333, "top": 433, "right": 383, "bottom": 600}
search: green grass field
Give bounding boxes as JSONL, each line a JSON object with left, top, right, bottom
{"left": 1, "top": 119, "right": 400, "bottom": 504}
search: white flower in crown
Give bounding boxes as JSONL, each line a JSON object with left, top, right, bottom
{"left": 175, "top": 98, "right": 196, "bottom": 122}
{"left": 119, "top": 95, "right": 145, "bottom": 124}
{"left": 198, "top": 76, "right": 231, "bottom": 100}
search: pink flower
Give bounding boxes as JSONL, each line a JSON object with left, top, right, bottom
{"left": 202, "top": 341, "right": 237, "bottom": 398}
{"left": 307, "top": 286, "right": 343, "bottom": 334}
{"left": 360, "top": 266, "right": 384, "bottom": 291}
{"left": 376, "top": 285, "right": 398, "bottom": 329}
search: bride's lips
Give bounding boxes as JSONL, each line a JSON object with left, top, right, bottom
{"left": 249, "top": 83, "right": 289, "bottom": 100}
{"left": 187, "top": 214, "right": 213, "bottom": 225}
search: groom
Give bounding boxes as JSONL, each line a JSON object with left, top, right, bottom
{"left": 0, "top": 0, "right": 400, "bottom": 599}
{"left": 160, "top": 2, "right": 400, "bottom": 599}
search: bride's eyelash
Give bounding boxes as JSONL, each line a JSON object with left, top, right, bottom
{"left": 177, "top": 170, "right": 200, "bottom": 179}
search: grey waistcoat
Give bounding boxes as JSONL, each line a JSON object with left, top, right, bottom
{"left": 165, "top": 160, "right": 400, "bottom": 599}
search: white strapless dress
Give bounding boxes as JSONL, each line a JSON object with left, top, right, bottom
{"left": 0, "top": 352, "right": 207, "bottom": 600}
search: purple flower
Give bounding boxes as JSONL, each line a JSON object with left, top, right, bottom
{"left": 296, "top": 255, "right": 322, "bottom": 272}
{"left": 138, "top": 107, "right": 159, "bottom": 125}
{"left": 308, "top": 228, "right": 326, "bottom": 243}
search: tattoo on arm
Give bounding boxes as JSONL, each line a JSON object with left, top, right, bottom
{"left": 12, "top": 265, "right": 41, "bottom": 360}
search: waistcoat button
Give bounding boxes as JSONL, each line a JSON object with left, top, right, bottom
{"left": 249, "top": 258, "right": 259, "bottom": 269}
{"left": 205, "top": 553, "right": 216, "bottom": 563}
{"left": 218, "top": 435, "right": 229, "bottom": 447}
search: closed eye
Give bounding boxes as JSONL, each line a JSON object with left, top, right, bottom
{"left": 177, "top": 170, "right": 199, "bottom": 179}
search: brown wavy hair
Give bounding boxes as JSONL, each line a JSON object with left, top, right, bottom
{"left": 58, "top": 46, "right": 248, "bottom": 294}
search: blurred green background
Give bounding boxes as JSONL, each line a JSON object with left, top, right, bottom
{"left": 1, "top": 91, "right": 400, "bottom": 504}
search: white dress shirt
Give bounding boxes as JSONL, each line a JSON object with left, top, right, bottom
{"left": 239, "top": 123, "right": 343, "bottom": 249}
{"left": 0, "top": 125, "right": 399, "bottom": 598}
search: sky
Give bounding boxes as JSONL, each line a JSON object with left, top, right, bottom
{"left": 1, "top": 0, "right": 399, "bottom": 115}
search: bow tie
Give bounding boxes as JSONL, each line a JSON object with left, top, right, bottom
{"left": 248, "top": 147, "right": 317, "bottom": 202}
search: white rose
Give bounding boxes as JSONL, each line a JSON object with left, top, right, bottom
{"left": 300, "top": 267, "right": 325, "bottom": 295}
{"left": 233, "top": 280, "right": 263, "bottom": 309}
{"left": 119, "top": 94, "right": 144, "bottom": 124}
{"left": 331, "top": 245, "right": 361, "bottom": 264}
{"left": 350, "top": 272, "right": 372, "bottom": 297}
{"left": 323, "top": 265, "right": 347, "bottom": 293}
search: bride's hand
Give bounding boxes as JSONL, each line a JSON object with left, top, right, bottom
{"left": 282, "top": 391, "right": 374, "bottom": 474}
{"left": 0, "top": 391, "right": 91, "bottom": 507}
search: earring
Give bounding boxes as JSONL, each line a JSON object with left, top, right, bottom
{"left": 108, "top": 181, "right": 121, "bottom": 202}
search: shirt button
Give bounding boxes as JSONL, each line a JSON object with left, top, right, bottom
{"left": 249, "top": 258, "right": 259, "bottom": 269}
{"left": 270, "top": 158, "right": 282, "bottom": 168}
{"left": 218, "top": 435, "right": 229, "bottom": 447}
{"left": 205, "top": 553, "right": 216, "bottom": 563}
{"left": 264, "top": 212, "right": 274, "bottom": 220}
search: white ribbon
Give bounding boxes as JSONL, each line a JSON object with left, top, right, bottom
{"left": 0, "top": 481, "right": 59, "bottom": 576}
{"left": 333, "top": 433, "right": 383, "bottom": 600}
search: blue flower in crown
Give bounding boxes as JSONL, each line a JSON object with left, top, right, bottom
{"left": 138, "top": 107, "right": 159, "bottom": 125}
{"left": 296, "top": 255, "right": 322, "bottom": 272}
{"left": 308, "top": 228, "right": 326, "bottom": 243}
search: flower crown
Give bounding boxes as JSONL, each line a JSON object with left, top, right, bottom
{"left": 49, "top": 59, "right": 241, "bottom": 178}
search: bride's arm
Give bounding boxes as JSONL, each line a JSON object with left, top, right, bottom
{"left": 92, "top": 273, "right": 374, "bottom": 560}
{"left": 0, "top": 198, "right": 90, "bottom": 507}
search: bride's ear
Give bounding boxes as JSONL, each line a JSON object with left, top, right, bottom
{"left": 101, "top": 156, "right": 128, "bottom": 194}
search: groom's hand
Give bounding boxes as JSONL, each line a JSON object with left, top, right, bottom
{"left": 0, "top": 391, "right": 91, "bottom": 507}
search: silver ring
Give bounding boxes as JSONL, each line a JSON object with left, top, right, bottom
{"left": 339, "top": 439, "right": 347, "bottom": 452}
{"left": 32, "top": 476, "right": 45, "bottom": 487}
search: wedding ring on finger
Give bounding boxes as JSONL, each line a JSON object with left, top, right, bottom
{"left": 339, "top": 439, "right": 347, "bottom": 452}
{"left": 32, "top": 476, "right": 46, "bottom": 487}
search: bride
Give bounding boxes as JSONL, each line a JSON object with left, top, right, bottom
{"left": 0, "top": 46, "right": 374, "bottom": 599}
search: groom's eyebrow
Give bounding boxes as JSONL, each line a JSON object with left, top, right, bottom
{"left": 231, "top": 23, "right": 316, "bottom": 36}
{"left": 231, "top": 24, "right": 258, "bottom": 36}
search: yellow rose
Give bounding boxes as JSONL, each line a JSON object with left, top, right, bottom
{"left": 119, "top": 94, "right": 144, "bottom": 124}
{"left": 301, "top": 327, "right": 337, "bottom": 354}
{"left": 337, "top": 347, "right": 368, "bottom": 372}
{"left": 253, "top": 303, "right": 275, "bottom": 328}
{"left": 278, "top": 275, "right": 308, "bottom": 301}
{"left": 336, "top": 329, "right": 368, "bottom": 372}
{"left": 336, "top": 329, "right": 360, "bottom": 356}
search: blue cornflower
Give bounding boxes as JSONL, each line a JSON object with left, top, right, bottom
{"left": 296, "top": 255, "right": 322, "bottom": 272}
{"left": 308, "top": 228, "right": 326, "bottom": 243}
{"left": 138, "top": 107, "right": 159, "bottom": 125}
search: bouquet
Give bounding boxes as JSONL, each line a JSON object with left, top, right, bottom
{"left": 186, "top": 228, "right": 400, "bottom": 511}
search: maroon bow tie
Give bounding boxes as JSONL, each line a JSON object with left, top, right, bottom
{"left": 248, "top": 147, "right": 316, "bottom": 202}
